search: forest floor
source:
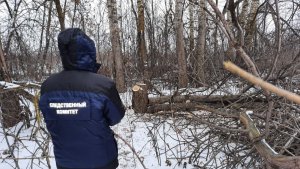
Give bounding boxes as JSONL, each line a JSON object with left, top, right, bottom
{"left": 0, "top": 90, "right": 207, "bottom": 169}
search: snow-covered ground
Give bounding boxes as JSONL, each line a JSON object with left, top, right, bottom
{"left": 0, "top": 91, "right": 199, "bottom": 169}
{"left": 0, "top": 88, "right": 246, "bottom": 169}
{"left": 0, "top": 111, "right": 200, "bottom": 169}
{"left": 0, "top": 81, "right": 20, "bottom": 89}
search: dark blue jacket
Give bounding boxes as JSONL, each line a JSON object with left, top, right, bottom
{"left": 39, "top": 28, "right": 125, "bottom": 169}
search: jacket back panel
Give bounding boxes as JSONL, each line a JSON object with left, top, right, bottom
{"left": 39, "top": 70, "right": 124, "bottom": 168}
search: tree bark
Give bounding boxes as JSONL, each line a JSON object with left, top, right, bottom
{"left": 213, "top": 0, "right": 218, "bottom": 55}
{"left": 148, "top": 94, "right": 266, "bottom": 105}
{"left": 0, "top": 36, "right": 11, "bottom": 82}
{"left": 244, "top": 0, "right": 259, "bottom": 49}
{"left": 0, "top": 91, "right": 22, "bottom": 128}
{"left": 132, "top": 83, "right": 148, "bottom": 113}
{"left": 54, "top": 0, "right": 65, "bottom": 31}
{"left": 189, "top": 2, "right": 194, "bottom": 53}
{"left": 131, "top": 80, "right": 267, "bottom": 114}
{"left": 195, "top": 0, "right": 206, "bottom": 85}
{"left": 239, "top": 0, "right": 250, "bottom": 29}
{"left": 175, "top": 0, "right": 189, "bottom": 88}
{"left": 41, "top": 0, "right": 53, "bottom": 78}
{"left": 107, "top": 0, "right": 126, "bottom": 92}
{"left": 137, "top": 0, "right": 147, "bottom": 80}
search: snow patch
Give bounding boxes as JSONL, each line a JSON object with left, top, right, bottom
{"left": 0, "top": 81, "right": 20, "bottom": 89}
{"left": 246, "top": 110, "right": 253, "bottom": 115}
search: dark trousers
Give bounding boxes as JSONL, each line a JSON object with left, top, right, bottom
{"left": 57, "top": 167, "right": 117, "bottom": 169}
{"left": 56, "top": 158, "right": 118, "bottom": 169}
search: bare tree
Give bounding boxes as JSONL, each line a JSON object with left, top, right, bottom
{"left": 136, "top": 0, "right": 147, "bottom": 80}
{"left": 239, "top": 0, "right": 250, "bottom": 29}
{"left": 195, "top": 0, "right": 206, "bottom": 85}
{"left": 189, "top": 1, "right": 195, "bottom": 54}
{"left": 175, "top": 0, "right": 188, "bottom": 88}
{"left": 3, "top": 0, "right": 22, "bottom": 57}
{"left": 54, "top": 0, "right": 65, "bottom": 31}
{"left": 244, "top": 0, "right": 260, "bottom": 49}
{"left": 40, "top": 0, "right": 54, "bottom": 78}
{"left": 0, "top": 36, "right": 11, "bottom": 82}
{"left": 107, "top": 0, "right": 126, "bottom": 92}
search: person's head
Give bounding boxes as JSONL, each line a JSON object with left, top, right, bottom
{"left": 57, "top": 28, "right": 100, "bottom": 72}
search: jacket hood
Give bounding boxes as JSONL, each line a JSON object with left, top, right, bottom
{"left": 58, "top": 28, "right": 100, "bottom": 72}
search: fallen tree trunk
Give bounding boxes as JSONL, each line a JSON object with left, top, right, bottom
{"left": 149, "top": 95, "right": 266, "bottom": 105}
{"left": 240, "top": 112, "right": 300, "bottom": 169}
{"left": 146, "top": 101, "right": 266, "bottom": 114}
{"left": 149, "top": 94, "right": 266, "bottom": 105}
{"left": 132, "top": 83, "right": 267, "bottom": 114}
{"left": 147, "top": 102, "right": 198, "bottom": 113}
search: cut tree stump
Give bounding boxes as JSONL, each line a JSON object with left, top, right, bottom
{"left": 0, "top": 83, "right": 37, "bottom": 128}
{"left": 0, "top": 90, "right": 22, "bottom": 128}
{"left": 132, "top": 83, "right": 148, "bottom": 113}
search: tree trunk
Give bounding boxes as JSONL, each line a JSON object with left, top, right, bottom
{"left": 146, "top": 0, "right": 156, "bottom": 80}
{"left": 0, "top": 91, "right": 23, "bottom": 128}
{"left": 175, "top": 0, "right": 188, "bottom": 88}
{"left": 239, "top": 0, "right": 250, "bottom": 29}
{"left": 244, "top": 0, "right": 259, "bottom": 49}
{"left": 189, "top": 2, "right": 194, "bottom": 53}
{"left": 195, "top": 0, "right": 206, "bottom": 85}
{"left": 37, "top": 3, "right": 46, "bottom": 80}
{"left": 213, "top": 0, "right": 218, "bottom": 56}
{"left": 134, "top": 93, "right": 267, "bottom": 114}
{"left": 137, "top": 0, "right": 147, "bottom": 80}
{"left": 54, "top": 0, "right": 65, "bottom": 31}
{"left": 107, "top": 0, "right": 126, "bottom": 92}
{"left": 41, "top": 0, "right": 53, "bottom": 79}
{"left": 132, "top": 83, "right": 148, "bottom": 113}
{"left": 3, "top": 0, "right": 21, "bottom": 65}
{"left": 163, "top": 0, "right": 171, "bottom": 64}
{"left": 0, "top": 36, "right": 11, "bottom": 82}
{"left": 148, "top": 94, "right": 266, "bottom": 105}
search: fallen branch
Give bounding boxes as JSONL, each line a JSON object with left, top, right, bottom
{"left": 240, "top": 112, "right": 300, "bottom": 169}
{"left": 224, "top": 61, "right": 300, "bottom": 105}
{"left": 189, "top": 111, "right": 246, "bottom": 133}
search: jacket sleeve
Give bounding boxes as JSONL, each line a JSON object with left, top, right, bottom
{"left": 104, "top": 83, "right": 125, "bottom": 126}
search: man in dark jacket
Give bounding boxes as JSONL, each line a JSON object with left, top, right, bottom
{"left": 39, "top": 28, "right": 125, "bottom": 169}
